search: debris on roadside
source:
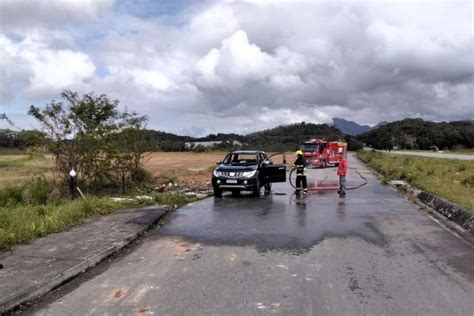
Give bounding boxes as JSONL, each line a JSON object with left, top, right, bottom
{"left": 110, "top": 195, "right": 154, "bottom": 202}
{"left": 135, "top": 195, "right": 154, "bottom": 200}
{"left": 390, "top": 180, "right": 406, "bottom": 187}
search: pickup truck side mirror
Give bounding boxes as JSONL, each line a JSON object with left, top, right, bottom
{"left": 216, "top": 161, "right": 222, "bottom": 165}
{"left": 261, "top": 160, "right": 272, "bottom": 167}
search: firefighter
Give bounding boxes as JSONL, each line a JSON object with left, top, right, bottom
{"left": 337, "top": 147, "right": 347, "bottom": 195}
{"left": 293, "top": 150, "right": 308, "bottom": 194}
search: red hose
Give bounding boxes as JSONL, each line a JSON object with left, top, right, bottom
{"left": 288, "top": 167, "right": 368, "bottom": 191}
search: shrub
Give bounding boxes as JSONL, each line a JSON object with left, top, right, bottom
{"left": 23, "top": 177, "right": 50, "bottom": 205}
{"left": 165, "top": 175, "right": 178, "bottom": 184}
{"left": 131, "top": 167, "right": 153, "bottom": 183}
{"left": 154, "top": 192, "right": 189, "bottom": 207}
{"left": 457, "top": 164, "right": 467, "bottom": 172}
{"left": 462, "top": 175, "right": 474, "bottom": 188}
{"left": 0, "top": 185, "right": 24, "bottom": 206}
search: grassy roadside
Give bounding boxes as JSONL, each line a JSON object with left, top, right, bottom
{"left": 391, "top": 149, "right": 474, "bottom": 155}
{"left": 357, "top": 151, "right": 474, "bottom": 213}
{"left": 0, "top": 190, "right": 192, "bottom": 249}
{"left": 443, "top": 148, "right": 474, "bottom": 155}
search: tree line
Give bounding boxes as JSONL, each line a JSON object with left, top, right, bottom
{"left": 357, "top": 118, "right": 474, "bottom": 150}
{"left": 2, "top": 93, "right": 473, "bottom": 160}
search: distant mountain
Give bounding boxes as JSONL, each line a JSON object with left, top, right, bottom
{"left": 332, "top": 118, "right": 372, "bottom": 135}
{"left": 372, "top": 121, "right": 388, "bottom": 129}
{"left": 332, "top": 118, "right": 388, "bottom": 135}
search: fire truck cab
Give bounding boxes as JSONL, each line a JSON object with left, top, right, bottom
{"left": 299, "top": 138, "right": 347, "bottom": 168}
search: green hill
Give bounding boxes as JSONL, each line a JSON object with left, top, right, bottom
{"left": 244, "top": 122, "right": 344, "bottom": 152}
{"left": 357, "top": 118, "right": 474, "bottom": 150}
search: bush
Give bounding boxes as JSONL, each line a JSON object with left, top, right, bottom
{"left": 462, "top": 175, "right": 474, "bottom": 188}
{"left": 131, "top": 167, "right": 153, "bottom": 183}
{"left": 23, "top": 177, "right": 50, "bottom": 205}
{"left": 0, "top": 185, "right": 24, "bottom": 206}
{"left": 154, "top": 192, "right": 189, "bottom": 207}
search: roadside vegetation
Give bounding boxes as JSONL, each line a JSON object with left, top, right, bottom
{"left": 357, "top": 151, "right": 474, "bottom": 212}
{"left": 444, "top": 148, "right": 474, "bottom": 155}
{"left": 0, "top": 91, "right": 200, "bottom": 249}
{"left": 0, "top": 177, "right": 191, "bottom": 248}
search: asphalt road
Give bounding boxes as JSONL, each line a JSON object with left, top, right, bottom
{"left": 28, "top": 155, "right": 474, "bottom": 315}
{"left": 373, "top": 149, "right": 474, "bottom": 160}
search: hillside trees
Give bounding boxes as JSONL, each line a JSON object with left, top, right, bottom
{"left": 245, "top": 122, "right": 343, "bottom": 151}
{"left": 358, "top": 118, "right": 474, "bottom": 150}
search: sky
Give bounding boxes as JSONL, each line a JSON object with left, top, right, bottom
{"left": 0, "top": 0, "right": 473, "bottom": 136}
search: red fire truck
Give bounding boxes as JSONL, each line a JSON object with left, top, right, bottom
{"left": 299, "top": 138, "right": 347, "bottom": 168}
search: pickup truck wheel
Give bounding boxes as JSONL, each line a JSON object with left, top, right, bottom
{"left": 252, "top": 179, "right": 260, "bottom": 197}
{"left": 213, "top": 187, "right": 222, "bottom": 198}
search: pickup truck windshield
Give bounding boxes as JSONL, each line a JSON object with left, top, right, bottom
{"left": 223, "top": 154, "right": 259, "bottom": 165}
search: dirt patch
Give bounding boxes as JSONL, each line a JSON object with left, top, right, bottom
{"left": 144, "top": 152, "right": 226, "bottom": 189}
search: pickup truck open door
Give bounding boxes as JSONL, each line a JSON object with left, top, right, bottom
{"left": 260, "top": 152, "right": 286, "bottom": 183}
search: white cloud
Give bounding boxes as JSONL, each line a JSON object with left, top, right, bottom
{"left": 1, "top": 0, "right": 473, "bottom": 134}
{"left": 109, "top": 66, "right": 172, "bottom": 91}
{"left": 0, "top": 0, "right": 114, "bottom": 31}
{"left": 195, "top": 30, "right": 308, "bottom": 90}
{"left": 0, "top": 34, "right": 95, "bottom": 100}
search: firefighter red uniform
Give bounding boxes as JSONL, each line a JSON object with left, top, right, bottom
{"left": 337, "top": 152, "right": 347, "bottom": 194}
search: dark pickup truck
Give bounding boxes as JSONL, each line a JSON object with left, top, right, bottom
{"left": 212, "top": 150, "right": 286, "bottom": 197}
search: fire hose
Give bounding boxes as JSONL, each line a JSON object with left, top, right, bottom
{"left": 288, "top": 167, "right": 368, "bottom": 191}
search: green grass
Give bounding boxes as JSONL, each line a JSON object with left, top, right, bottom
{"left": 443, "top": 148, "right": 474, "bottom": 155}
{"left": 357, "top": 151, "right": 474, "bottom": 213}
{"left": 0, "top": 153, "right": 198, "bottom": 248}
{"left": 0, "top": 189, "right": 193, "bottom": 249}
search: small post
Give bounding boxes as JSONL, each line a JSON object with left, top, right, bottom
{"left": 69, "top": 168, "right": 77, "bottom": 200}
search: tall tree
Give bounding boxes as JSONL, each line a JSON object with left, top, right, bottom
{"left": 29, "top": 90, "right": 149, "bottom": 191}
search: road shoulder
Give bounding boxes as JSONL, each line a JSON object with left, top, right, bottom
{"left": 0, "top": 205, "right": 169, "bottom": 314}
{"left": 354, "top": 154, "right": 474, "bottom": 242}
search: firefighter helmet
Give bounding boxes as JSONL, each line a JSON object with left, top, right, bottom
{"left": 296, "top": 150, "right": 303, "bottom": 156}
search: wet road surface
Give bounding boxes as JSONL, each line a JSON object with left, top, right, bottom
{"left": 29, "top": 155, "right": 474, "bottom": 315}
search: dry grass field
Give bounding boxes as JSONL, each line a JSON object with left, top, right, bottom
{"left": 0, "top": 152, "right": 224, "bottom": 188}
{"left": 144, "top": 152, "right": 227, "bottom": 187}
{"left": 0, "top": 151, "right": 295, "bottom": 189}
{"left": 0, "top": 154, "right": 54, "bottom": 187}
{"left": 145, "top": 151, "right": 293, "bottom": 187}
